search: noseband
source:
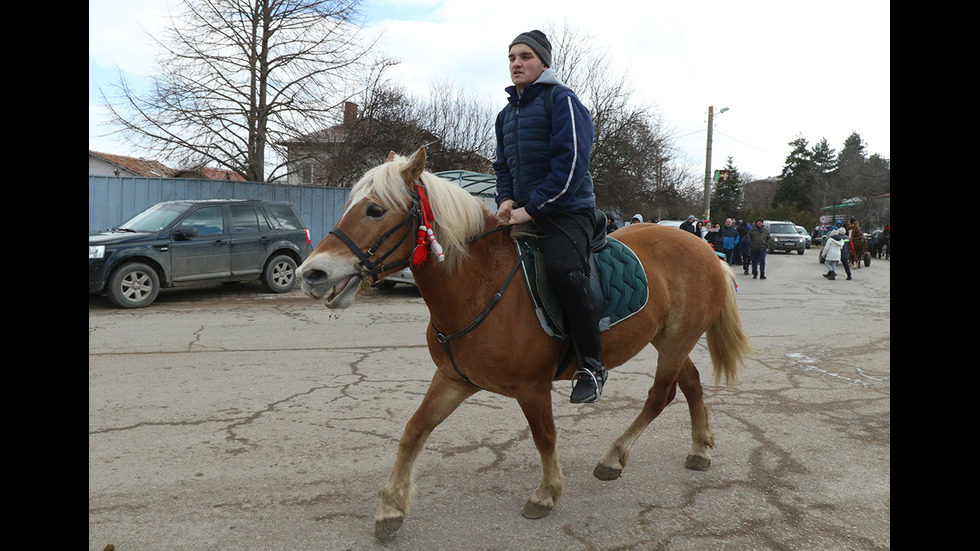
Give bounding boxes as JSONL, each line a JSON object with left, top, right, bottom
{"left": 328, "top": 192, "right": 421, "bottom": 286}
{"left": 328, "top": 182, "right": 448, "bottom": 286}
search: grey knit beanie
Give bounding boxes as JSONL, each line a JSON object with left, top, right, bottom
{"left": 509, "top": 30, "right": 552, "bottom": 67}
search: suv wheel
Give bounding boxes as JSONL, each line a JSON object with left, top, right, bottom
{"left": 107, "top": 261, "right": 160, "bottom": 308}
{"left": 262, "top": 254, "right": 297, "bottom": 293}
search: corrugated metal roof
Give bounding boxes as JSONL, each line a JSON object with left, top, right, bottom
{"left": 434, "top": 170, "right": 496, "bottom": 197}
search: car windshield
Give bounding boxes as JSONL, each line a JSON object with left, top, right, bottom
{"left": 115, "top": 203, "right": 189, "bottom": 232}
{"left": 769, "top": 223, "right": 796, "bottom": 234}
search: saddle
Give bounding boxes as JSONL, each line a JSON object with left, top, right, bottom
{"left": 516, "top": 211, "right": 649, "bottom": 341}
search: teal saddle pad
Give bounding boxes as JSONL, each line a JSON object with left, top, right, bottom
{"left": 516, "top": 236, "right": 649, "bottom": 339}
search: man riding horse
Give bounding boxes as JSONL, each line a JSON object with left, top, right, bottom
{"left": 493, "top": 30, "right": 607, "bottom": 404}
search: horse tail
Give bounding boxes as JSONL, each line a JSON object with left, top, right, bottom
{"left": 706, "top": 261, "right": 752, "bottom": 387}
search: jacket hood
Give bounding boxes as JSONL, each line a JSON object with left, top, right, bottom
{"left": 534, "top": 68, "right": 564, "bottom": 87}
{"left": 505, "top": 68, "right": 565, "bottom": 100}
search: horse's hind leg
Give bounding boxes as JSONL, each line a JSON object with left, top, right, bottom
{"left": 593, "top": 361, "right": 680, "bottom": 481}
{"left": 677, "top": 359, "right": 715, "bottom": 470}
{"left": 515, "top": 388, "right": 563, "bottom": 519}
{"left": 374, "top": 371, "right": 477, "bottom": 538}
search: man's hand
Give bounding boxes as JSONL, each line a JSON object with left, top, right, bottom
{"left": 496, "top": 199, "right": 515, "bottom": 221}
{"left": 508, "top": 207, "right": 532, "bottom": 225}
{"left": 496, "top": 199, "right": 532, "bottom": 225}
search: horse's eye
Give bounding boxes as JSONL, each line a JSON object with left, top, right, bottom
{"left": 366, "top": 204, "right": 386, "bottom": 218}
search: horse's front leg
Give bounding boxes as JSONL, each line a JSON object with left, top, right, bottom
{"left": 515, "top": 387, "right": 564, "bottom": 519}
{"left": 374, "top": 370, "right": 477, "bottom": 538}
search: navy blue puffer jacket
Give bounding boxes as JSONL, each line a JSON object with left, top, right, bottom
{"left": 493, "top": 69, "right": 595, "bottom": 220}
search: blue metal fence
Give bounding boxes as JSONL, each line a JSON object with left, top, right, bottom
{"left": 89, "top": 176, "right": 351, "bottom": 245}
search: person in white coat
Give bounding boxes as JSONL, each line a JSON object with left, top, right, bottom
{"left": 821, "top": 228, "right": 845, "bottom": 280}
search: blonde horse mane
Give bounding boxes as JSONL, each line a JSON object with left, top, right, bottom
{"left": 348, "top": 153, "right": 490, "bottom": 272}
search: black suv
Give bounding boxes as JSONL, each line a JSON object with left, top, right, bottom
{"left": 90, "top": 199, "right": 313, "bottom": 308}
{"left": 764, "top": 220, "right": 806, "bottom": 255}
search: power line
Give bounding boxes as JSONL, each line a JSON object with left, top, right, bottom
{"left": 714, "top": 130, "right": 782, "bottom": 158}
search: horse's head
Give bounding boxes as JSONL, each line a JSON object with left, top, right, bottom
{"left": 297, "top": 148, "right": 427, "bottom": 309}
{"left": 297, "top": 147, "right": 487, "bottom": 309}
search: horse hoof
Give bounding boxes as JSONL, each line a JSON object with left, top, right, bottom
{"left": 685, "top": 454, "right": 711, "bottom": 471}
{"left": 521, "top": 500, "right": 553, "bottom": 519}
{"left": 374, "top": 516, "right": 404, "bottom": 539}
{"left": 593, "top": 463, "right": 622, "bottom": 481}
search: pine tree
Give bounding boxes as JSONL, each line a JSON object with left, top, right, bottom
{"left": 711, "top": 156, "right": 744, "bottom": 221}
{"left": 774, "top": 135, "right": 816, "bottom": 212}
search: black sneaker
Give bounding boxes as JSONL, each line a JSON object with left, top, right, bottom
{"left": 570, "top": 368, "right": 608, "bottom": 403}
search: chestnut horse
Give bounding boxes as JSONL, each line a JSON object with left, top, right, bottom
{"left": 848, "top": 221, "right": 867, "bottom": 269}
{"left": 297, "top": 147, "right": 751, "bottom": 538}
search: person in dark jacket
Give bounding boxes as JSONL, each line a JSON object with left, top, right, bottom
{"left": 679, "top": 215, "right": 697, "bottom": 235}
{"left": 747, "top": 218, "right": 771, "bottom": 279}
{"left": 605, "top": 216, "right": 619, "bottom": 234}
{"left": 705, "top": 222, "right": 723, "bottom": 253}
{"left": 493, "top": 30, "right": 606, "bottom": 404}
{"left": 733, "top": 219, "right": 749, "bottom": 271}
{"left": 837, "top": 226, "right": 853, "bottom": 280}
{"left": 721, "top": 218, "right": 740, "bottom": 264}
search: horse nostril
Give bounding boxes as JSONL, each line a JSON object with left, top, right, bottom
{"left": 302, "top": 268, "right": 328, "bottom": 285}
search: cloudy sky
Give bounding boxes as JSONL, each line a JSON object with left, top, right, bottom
{"left": 89, "top": 0, "right": 890, "bottom": 180}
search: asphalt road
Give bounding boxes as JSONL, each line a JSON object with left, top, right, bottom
{"left": 89, "top": 249, "right": 890, "bottom": 550}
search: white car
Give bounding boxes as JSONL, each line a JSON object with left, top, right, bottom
{"left": 795, "top": 225, "right": 812, "bottom": 248}
{"left": 376, "top": 266, "right": 416, "bottom": 289}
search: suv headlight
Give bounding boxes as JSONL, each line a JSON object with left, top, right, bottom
{"left": 89, "top": 245, "right": 105, "bottom": 259}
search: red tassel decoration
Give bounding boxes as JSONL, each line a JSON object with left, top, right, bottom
{"left": 412, "top": 226, "right": 428, "bottom": 268}
{"left": 410, "top": 182, "right": 444, "bottom": 268}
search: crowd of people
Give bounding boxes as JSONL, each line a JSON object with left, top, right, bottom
{"left": 617, "top": 214, "right": 771, "bottom": 279}
{"left": 613, "top": 214, "right": 884, "bottom": 283}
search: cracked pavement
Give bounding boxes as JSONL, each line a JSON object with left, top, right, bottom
{"left": 89, "top": 252, "right": 889, "bottom": 550}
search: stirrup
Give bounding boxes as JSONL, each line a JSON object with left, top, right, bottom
{"left": 570, "top": 367, "right": 607, "bottom": 404}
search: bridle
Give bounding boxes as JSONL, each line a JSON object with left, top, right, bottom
{"left": 326, "top": 180, "right": 523, "bottom": 389}
{"left": 327, "top": 186, "right": 424, "bottom": 286}
{"left": 328, "top": 208, "right": 418, "bottom": 286}
{"left": 328, "top": 181, "right": 513, "bottom": 286}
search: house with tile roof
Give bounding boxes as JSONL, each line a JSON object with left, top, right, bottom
{"left": 89, "top": 150, "right": 246, "bottom": 181}
{"left": 89, "top": 150, "right": 174, "bottom": 178}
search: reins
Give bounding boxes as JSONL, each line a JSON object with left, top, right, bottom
{"left": 431, "top": 245, "right": 527, "bottom": 390}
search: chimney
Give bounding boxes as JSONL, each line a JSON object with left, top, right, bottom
{"left": 344, "top": 102, "right": 358, "bottom": 126}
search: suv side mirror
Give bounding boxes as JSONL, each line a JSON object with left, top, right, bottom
{"left": 174, "top": 227, "right": 198, "bottom": 240}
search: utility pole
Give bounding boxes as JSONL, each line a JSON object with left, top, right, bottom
{"left": 703, "top": 106, "right": 715, "bottom": 222}
{"left": 703, "top": 106, "right": 728, "bottom": 222}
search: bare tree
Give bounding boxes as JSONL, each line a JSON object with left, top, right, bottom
{"left": 410, "top": 81, "right": 497, "bottom": 173}
{"left": 317, "top": 81, "right": 435, "bottom": 186}
{"left": 98, "top": 0, "right": 390, "bottom": 182}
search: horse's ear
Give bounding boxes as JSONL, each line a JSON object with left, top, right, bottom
{"left": 402, "top": 147, "right": 426, "bottom": 183}
{"left": 384, "top": 151, "right": 396, "bottom": 163}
